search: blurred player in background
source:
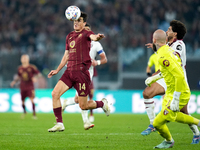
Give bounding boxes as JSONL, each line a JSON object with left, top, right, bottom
{"left": 47, "top": 12, "right": 110, "bottom": 132}
{"left": 62, "top": 23, "right": 108, "bottom": 130}
{"left": 141, "top": 20, "right": 200, "bottom": 144}
{"left": 10, "top": 54, "right": 42, "bottom": 119}
{"left": 148, "top": 29, "right": 200, "bottom": 149}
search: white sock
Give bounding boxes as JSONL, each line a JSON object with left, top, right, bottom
{"left": 81, "top": 110, "right": 89, "bottom": 123}
{"left": 198, "top": 121, "right": 200, "bottom": 127}
{"left": 189, "top": 124, "right": 200, "bottom": 135}
{"left": 65, "top": 97, "right": 76, "bottom": 106}
{"left": 144, "top": 99, "right": 155, "bottom": 124}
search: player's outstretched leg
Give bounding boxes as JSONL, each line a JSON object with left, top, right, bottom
{"left": 62, "top": 98, "right": 76, "bottom": 112}
{"left": 48, "top": 123, "right": 65, "bottom": 132}
{"left": 154, "top": 139, "right": 174, "bottom": 149}
{"left": 101, "top": 98, "right": 110, "bottom": 116}
{"left": 141, "top": 124, "right": 156, "bottom": 136}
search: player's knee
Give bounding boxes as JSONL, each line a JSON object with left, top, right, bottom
{"left": 79, "top": 104, "right": 88, "bottom": 110}
{"left": 74, "top": 98, "right": 79, "bottom": 103}
{"left": 51, "top": 90, "right": 59, "bottom": 100}
{"left": 143, "top": 89, "right": 151, "bottom": 99}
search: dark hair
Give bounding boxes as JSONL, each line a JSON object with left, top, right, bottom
{"left": 170, "top": 20, "right": 187, "bottom": 40}
{"left": 80, "top": 12, "right": 87, "bottom": 22}
{"left": 85, "top": 23, "right": 91, "bottom": 28}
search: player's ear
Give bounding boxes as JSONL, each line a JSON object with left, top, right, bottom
{"left": 174, "top": 32, "right": 177, "bottom": 38}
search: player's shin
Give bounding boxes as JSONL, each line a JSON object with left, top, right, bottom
{"left": 189, "top": 124, "right": 200, "bottom": 135}
{"left": 144, "top": 98, "right": 155, "bottom": 124}
{"left": 81, "top": 110, "right": 89, "bottom": 123}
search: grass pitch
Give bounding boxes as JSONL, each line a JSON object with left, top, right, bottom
{"left": 0, "top": 113, "right": 200, "bottom": 150}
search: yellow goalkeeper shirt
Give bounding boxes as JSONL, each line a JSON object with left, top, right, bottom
{"left": 157, "top": 45, "right": 190, "bottom": 100}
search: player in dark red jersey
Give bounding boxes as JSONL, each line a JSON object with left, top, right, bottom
{"left": 47, "top": 12, "right": 111, "bottom": 132}
{"left": 10, "top": 54, "right": 41, "bottom": 119}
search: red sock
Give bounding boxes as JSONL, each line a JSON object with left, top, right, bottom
{"left": 95, "top": 101, "right": 104, "bottom": 108}
{"left": 22, "top": 104, "right": 26, "bottom": 113}
{"left": 90, "top": 109, "right": 93, "bottom": 116}
{"left": 32, "top": 103, "right": 36, "bottom": 116}
{"left": 53, "top": 107, "right": 63, "bottom": 123}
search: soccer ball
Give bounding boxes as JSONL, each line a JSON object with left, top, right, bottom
{"left": 65, "top": 6, "right": 81, "bottom": 21}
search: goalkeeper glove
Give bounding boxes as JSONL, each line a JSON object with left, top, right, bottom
{"left": 170, "top": 91, "right": 181, "bottom": 112}
{"left": 145, "top": 72, "right": 163, "bottom": 87}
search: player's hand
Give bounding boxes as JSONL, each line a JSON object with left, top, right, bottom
{"left": 10, "top": 81, "right": 15, "bottom": 87}
{"left": 48, "top": 70, "right": 58, "bottom": 78}
{"left": 32, "top": 77, "right": 37, "bottom": 83}
{"left": 145, "top": 77, "right": 153, "bottom": 87}
{"left": 170, "top": 98, "right": 179, "bottom": 111}
{"left": 145, "top": 72, "right": 162, "bottom": 87}
{"left": 91, "top": 59, "right": 97, "bottom": 66}
{"left": 96, "top": 33, "right": 105, "bottom": 41}
{"left": 145, "top": 43, "right": 153, "bottom": 49}
{"left": 170, "top": 92, "right": 181, "bottom": 112}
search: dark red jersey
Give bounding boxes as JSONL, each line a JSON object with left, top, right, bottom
{"left": 65, "top": 29, "right": 94, "bottom": 71}
{"left": 17, "top": 64, "right": 39, "bottom": 91}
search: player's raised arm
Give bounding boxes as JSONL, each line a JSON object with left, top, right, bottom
{"left": 90, "top": 33, "right": 105, "bottom": 41}
{"left": 145, "top": 43, "right": 153, "bottom": 49}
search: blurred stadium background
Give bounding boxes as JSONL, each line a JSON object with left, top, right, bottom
{"left": 0, "top": 0, "right": 200, "bottom": 90}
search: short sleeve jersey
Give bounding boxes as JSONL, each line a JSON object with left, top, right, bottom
{"left": 157, "top": 45, "right": 190, "bottom": 99}
{"left": 148, "top": 53, "right": 159, "bottom": 72}
{"left": 65, "top": 29, "right": 94, "bottom": 71}
{"left": 17, "top": 64, "right": 39, "bottom": 91}
{"left": 88, "top": 41, "right": 104, "bottom": 79}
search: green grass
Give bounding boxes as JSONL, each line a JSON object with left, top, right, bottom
{"left": 0, "top": 113, "right": 200, "bottom": 150}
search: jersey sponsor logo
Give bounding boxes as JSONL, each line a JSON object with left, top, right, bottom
{"left": 163, "top": 109, "right": 169, "bottom": 115}
{"left": 80, "top": 91, "right": 85, "bottom": 95}
{"left": 176, "top": 45, "right": 182, "bottom": 51}
{"left": 70, "top": 41, "right": 75, "bottom": 48}
{"left": 163, "top": 60, "right": 170, "bottom": 67}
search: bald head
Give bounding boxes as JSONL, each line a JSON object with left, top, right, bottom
{"left": 153, "top": 29, "right": 167, "bottom": 44}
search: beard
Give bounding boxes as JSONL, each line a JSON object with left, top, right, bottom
{"left": 153, "top": 43, "right": 157, "bottom": 52}
{"left": 167, "top": 35, "right": 173, "bottom": 42}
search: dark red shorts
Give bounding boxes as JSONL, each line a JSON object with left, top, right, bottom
{"left": 20, "top": 89, "right": 35, "bottom": 101}
{"left": 60, "top": 70, "right": 91, "bottom": 96}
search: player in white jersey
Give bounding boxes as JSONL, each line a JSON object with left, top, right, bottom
{"left": 62, "top": 23, "right": 108, "bottom": 130}
{"left": 141, "top": 20, "right": 200, "bottom": 144}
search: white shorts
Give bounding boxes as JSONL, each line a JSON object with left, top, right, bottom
{"left": 156, "top": 78, "right": 167, "bottom": 91}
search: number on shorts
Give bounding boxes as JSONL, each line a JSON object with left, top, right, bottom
{"left": 79, "top": 83, "right": 86, "bottom": 90}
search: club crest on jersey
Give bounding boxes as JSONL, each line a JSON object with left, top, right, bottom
{"left": 163, "top": 109, "right": 169, "bottom": 115}
{"left": 176, "top": 45, "right": 182, "bottom": 51}
{"left": 70, "top": 41, "right": 75, "bottom": 48}
{"left": 163, "top": 60, "right": 170, "bottom": 67}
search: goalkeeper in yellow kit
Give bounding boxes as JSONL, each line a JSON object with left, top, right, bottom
{"left": 146, "top": 29, "right": 200, "bottom": 149}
